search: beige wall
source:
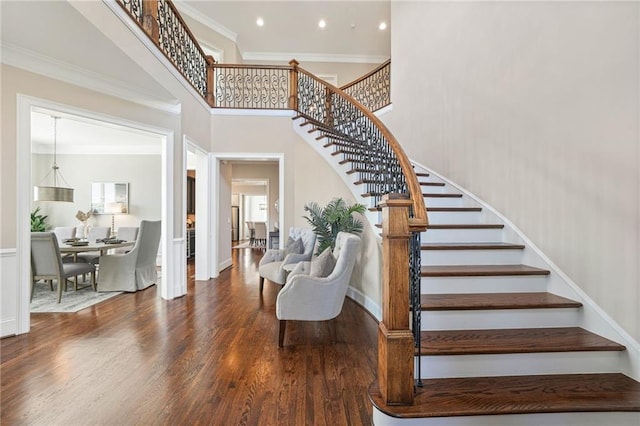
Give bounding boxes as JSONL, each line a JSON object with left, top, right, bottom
{"left": 0, "top": 65, "right": 180, "bottom": 248}
{"left": 211, "top": 114, "right": 382, "bottom": 305}
{"left": 181, "top": 14, "right": 241, "bottom": 63}
{"left": 387, "top": 1, "right": 640, "bottom": 341}
{"left": 31, "top": 153, "right": 161, "bottom": 232}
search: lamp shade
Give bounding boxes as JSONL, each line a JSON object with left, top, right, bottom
{"left": 105, "top": 202, "right": 125, "bottom": 214}
{"left": 33, "top": 185, "right": 74, "bottom": 202}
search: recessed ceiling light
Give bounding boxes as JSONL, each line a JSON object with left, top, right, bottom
{"left": 318, "top": 19, "right": 326, "bottom": 29}
{"left": 256, "top": 17, "right": 264, "bottom": 27}
{"left": 379, "top": 22, "right": 387, "bottom": 31}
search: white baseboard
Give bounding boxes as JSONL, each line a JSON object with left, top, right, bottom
{"left": 219, "top": 257, "right": 232, "bottom": 272}
{"left": 347, "top": 286, "right": 381, "bottom": 322}
{"left": 1, "top": 248, "right": 18, "bottom": 337}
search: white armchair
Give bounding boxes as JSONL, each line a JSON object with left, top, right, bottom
{"left": 97, "top": 220, "right": 161, "bottom": 292}
{"left": 258, "top": 227, "right": 316, "bottom": 292}
{"left": 276, "top": 232, "right": 361, "bottom": 347}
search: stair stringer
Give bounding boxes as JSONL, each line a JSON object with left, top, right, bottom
{"left": 411, "top": 160, "right": 640, "bottom": 381}
{"left": 292, "top": 117, "right": 384, "bottom": 320}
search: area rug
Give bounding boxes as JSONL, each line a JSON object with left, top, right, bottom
{"left": 30, "top": 282, "right": 122, "bottom": 313}
{"left": 233, "top": 241, "right": 265, "bottom": 249}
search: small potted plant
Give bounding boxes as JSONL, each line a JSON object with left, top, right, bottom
{"left": 303, "top": 197, "right": 366, "bottom": 254}
{"left": 30, "top": 207, "right": 48, "bottom": 232}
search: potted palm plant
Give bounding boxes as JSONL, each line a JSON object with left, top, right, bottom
{"left": 30, "top": 207, "right": 48, "bottom": 232}
{"left": 303, "top": 197, "right": 366, "bottom": 254}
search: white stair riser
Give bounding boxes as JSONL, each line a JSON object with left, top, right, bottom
{"left": 422, "top": 249, "right": 523, "bottom": 265}
{"left": 422, "top": 197, "right": 464, "bottom": 207}
{"left": 373, "top": 408, "right": 640, "bottom": 426}
{"left": 422, "top": 228, "right": 503, "bottom": 242}
{"left": 421, "top": 275, "right": 548, "bottom": 294}
{"left": 426, "top": 211, "right": 483, "bottom": 224}
{"left": 418, "top": 351, "right": 623, "bottom": 379}
{"left": 420, "top": 308, "right": 580, "bottom": 330}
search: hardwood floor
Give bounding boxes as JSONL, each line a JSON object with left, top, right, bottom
{"left": 1, "top": 248, "right": 378, "bottom": 425}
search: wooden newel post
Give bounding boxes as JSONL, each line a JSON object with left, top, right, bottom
{"left": 141, "top": 0, "right": 160, "bottom": 45}
{"left": 289, "top": 59, "right": 299, "bottom": 111}
{"left": 205, "top": 55, "right": 216, "bottom": 107}
{"left": 378, "top": 194, "right": 415, "bottom": 405}
{"left": 324, "top": 86, "right": 334, "bottom": 127}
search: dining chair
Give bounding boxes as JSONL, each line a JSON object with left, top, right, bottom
{"left": 75, "top": 226, "right": 111, "bottom": 265}
{"left": 113, "top": 226, "right": 139, "bottom": 254}
{"left": 53, "top": 226, "right": 76, "bottom": 243}
{"left": 31, "top": 232, "right": 96, "bottom": 303}
{"left": 97, "top": 220, "right": 161, "bottom": 292}
{"left": 245, "top": 221, "right": 255, "bottom": 246}
{"left": 253, "top": 222, "right": 267, "bottom": 248}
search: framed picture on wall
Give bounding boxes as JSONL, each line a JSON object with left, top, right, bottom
{"left": 92, "top": 182, "right": 129, "bottom": 214}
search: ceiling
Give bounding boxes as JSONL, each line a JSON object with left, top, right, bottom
{"left": 176, "top": 0, "right": 391, "bottom": 62}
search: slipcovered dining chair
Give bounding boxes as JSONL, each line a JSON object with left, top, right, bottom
{"left": 253, "top": 221, "right": 267, "bottom": 247}
{"left": 113, "top": 226, "right": 139, "bottom": 254}
{"left": 75, "top": 226, "right": 111, "bottom": 265}
{"left": 245, "top": 221, "right": 255, "bottom": 246}
{"left": 97, "top": 220, "right": 161, "bottom": 292}
{"left": 30, "top": 232, "right": 96, "bottom": 303}
{"left": 276, "top": 232, "right": 361, "bottom": 347}
{"left": 258, "top": 227, "right": 316, "bottom": 292}
{"left": 53, "top": 226, "right": 76, "bottom": 243}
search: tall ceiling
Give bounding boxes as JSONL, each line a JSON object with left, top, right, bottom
{"left": 177, "top": 0, "right": 391, "bottom": 62}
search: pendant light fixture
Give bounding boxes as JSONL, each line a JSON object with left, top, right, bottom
{"left": 33, "top": 115, "right": 74, "bottom": 202}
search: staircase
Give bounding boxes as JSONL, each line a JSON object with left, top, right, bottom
{"left": 295, "top": 121, "right": 640, "bottom": 425}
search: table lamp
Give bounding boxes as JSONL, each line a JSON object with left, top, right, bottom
{"left": 105, "top": 202, "right": 125, "bottom": 237}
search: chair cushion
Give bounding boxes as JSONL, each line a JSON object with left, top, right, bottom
{"left": 285, "top": 236, "right": 304, "bottom": 255}
{"left": 309, "top": 249, "right": 336, "bottom": 278}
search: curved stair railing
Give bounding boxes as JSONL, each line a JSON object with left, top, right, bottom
{"left": 116, "top": 0, "right": 428, "bottom": 405}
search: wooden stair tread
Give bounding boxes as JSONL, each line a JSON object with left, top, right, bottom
{"left": 419, "top": 327, "right": 625, "bottom": 355}
{"left": 415, "top": 172, "right": 430, "bottom": 177}
{"left": 427, "top": 207, "right": 482, "bottom": 212}
{"left": 427, "top": 223, "right": 504, "bottom": 229}
{"left": 421, "top": 264, "right": 550, "bottom": 277}
{"left": 420, "top": 182, "right": 445, "bottom": 186}
{"left": 423, "top": 193, "right": 463, "bottom": 198}
{"left": 369, "top": 373, "right": 640, "bottom": 418}
{"left": 422, "top": 242, "right": 525, "bottom": 250}
{"left": 421, "top": 292, "right": 582, "bottom": 311}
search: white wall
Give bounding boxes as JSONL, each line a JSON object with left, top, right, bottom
{"left": 387, "top": 1, "right": 640, "bottom": 341}
{"left": 31, "top": 153, "right": 161, "bottom": 232}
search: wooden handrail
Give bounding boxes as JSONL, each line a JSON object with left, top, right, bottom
{"left": 340, "top": 59, "right": 391, "bottom": 91}
{"left": 297, "top": 66, "right": 427, "bottom": 231}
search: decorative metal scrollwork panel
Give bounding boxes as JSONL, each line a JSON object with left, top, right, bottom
{"left": 214, "top": 67, "right": 289, "bottom": 109}
{"left": 409, "top": 231, "right": 423, "bottom": 385}
{"left": 157, "top": 0, "right": 207, "bottom": 98}
{"left": 117, "top": 0, "right": 142, "bottom": 21}
{"left": 342, "top": 61, "right": 391, "bottom": 112}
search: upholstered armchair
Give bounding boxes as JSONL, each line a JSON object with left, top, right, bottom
{"left": 275, "top": 232, "right": 361, "bottom": 347}
{"left": 97, "top": 220, "right": 161, "bottom": 292}
{"left": 258, "top": 227, "right": 316, "bottom": 292}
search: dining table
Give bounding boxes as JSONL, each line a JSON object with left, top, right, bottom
{"left": 59, "top": 240, "right": 136, "bottom": 260}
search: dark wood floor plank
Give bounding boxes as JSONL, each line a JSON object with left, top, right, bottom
{"left": 1, "top": 248, "right": 378, "bottom": 425}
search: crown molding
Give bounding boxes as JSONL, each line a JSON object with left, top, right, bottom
{"left": 1, "top": 42, "right": 181, "bottom": 115}
{"left": 173, "top": 0, "right": 238, "bottom": 43}
{"left": 242, "top": 51, "right": 389, "bottom": 64}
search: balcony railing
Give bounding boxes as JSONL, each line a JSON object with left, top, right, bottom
{"left": 340, "top": 60, "right": 391, "bottom": 112}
